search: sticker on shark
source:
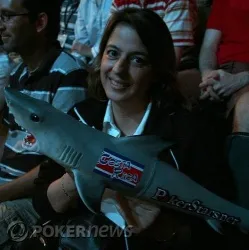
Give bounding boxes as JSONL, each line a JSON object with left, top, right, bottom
{"left": 94, "top": 148, "right": 144, "bottom": 187}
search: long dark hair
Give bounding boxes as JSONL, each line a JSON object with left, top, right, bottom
{"left": 88, "top": 8, "right": 185, "bottom": 107}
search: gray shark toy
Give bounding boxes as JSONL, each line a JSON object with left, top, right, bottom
{"left": 4, "top": 87, "right": 249, "bottom": 232}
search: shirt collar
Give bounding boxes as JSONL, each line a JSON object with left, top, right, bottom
{"left": 103, "top": 100, "right": 152, "bottom": 137}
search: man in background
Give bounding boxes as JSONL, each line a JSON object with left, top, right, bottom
{"left": 0, "top": 0, "right": 87, "bottom": 248}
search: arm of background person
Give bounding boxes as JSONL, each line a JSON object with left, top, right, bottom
{"left": 71, "top": 0, "right": 92, "bottom": 58}
{"left": 200, "top": 70, "right": 249, "bottom": 98}
{"left": 0, "top": 165, "right": 40, "bottom": 202}
{"left": 164, "top": 0, "right": 196, "bottom": 67}
{"left": 90, "top": 0, "right": 113, "bottom": 60}
{"left": 199, "top": 29, "right": 222, "bottom": 79}
{"left": 199, "top": 0, "right": 224, "bottom": 79}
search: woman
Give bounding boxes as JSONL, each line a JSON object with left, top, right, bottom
{"left": 32, "top": 8, "right": 237, "bottom": 250}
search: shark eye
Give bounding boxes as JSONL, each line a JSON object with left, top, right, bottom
{"left": 30, "top": 113, "right": 40, "bottom": 123}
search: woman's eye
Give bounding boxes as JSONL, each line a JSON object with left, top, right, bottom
{"left": 106, "top": 49, "right": 118, "bottom": 58}
{"left": 131, "top": 56, "right": 147, "bottom": 66}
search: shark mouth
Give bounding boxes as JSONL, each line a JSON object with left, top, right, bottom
{"left": 22, "top": 133, "right": 37, "bottom": 151}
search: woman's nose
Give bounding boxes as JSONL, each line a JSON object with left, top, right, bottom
{"left": 112, "top": 57, "right": 128, "bottom": 74}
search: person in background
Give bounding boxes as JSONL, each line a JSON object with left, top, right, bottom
{"left": 58, "top": 0, "right": 79, "bottom": 52}
{"left": 199, "top": 0, "right": 249, "bottom": 121}
{"left": 0, "top": 0, "right": 88, "bottom": 248}
{"left": 70, "top": 0, "right": 113, "bottom": 68}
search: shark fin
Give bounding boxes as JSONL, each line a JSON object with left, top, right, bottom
{"left": 205, "top": 219, "right": 224, "bottom": 234}
{"left": 115, "top": 135, "right": 175, "bottom": 156}
{"left": 73, "top": 170, "right": 105, "bottom": 214}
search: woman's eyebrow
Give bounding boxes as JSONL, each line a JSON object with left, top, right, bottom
{"left": 106, "top": 44, "right": 148, "bottom": 57}
{"left": 106, "top": 44, "right": 120, "bottom": 51}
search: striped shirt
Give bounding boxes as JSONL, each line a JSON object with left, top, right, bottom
{"left": 59, "top": 0, "right": 79, "bottom": 51}
{"left": 112, "top": 0, "right": 197, "bottom": 47}
{"left": 0, "top": 44, "right": 88, "bottom": 182}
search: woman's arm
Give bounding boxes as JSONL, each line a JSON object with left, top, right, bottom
{"left": 47, "top": 172, "right": 79, "bottom": 213}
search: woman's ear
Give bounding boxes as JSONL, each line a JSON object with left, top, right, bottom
{"left": 35, "top": 12, "right": 48, "bottom": 34}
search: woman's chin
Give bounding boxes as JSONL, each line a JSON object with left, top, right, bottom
{"left": 106, "top": 93, "right": 128, "bottom": 103}
{"left": 105, "top": 88, "right": 131, "bottom": 103}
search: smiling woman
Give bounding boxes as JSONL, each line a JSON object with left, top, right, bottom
{"left": 100, "top": 24, "right": 153, "bottom": 105}
{"left": 87, "top": 7, "right": 184, "bottom": 137}
{"left": 30, "top": 7, "right": 237, "bottom": 250}
{"left": 88, "top": 7, "right": 180, "bottom": 107}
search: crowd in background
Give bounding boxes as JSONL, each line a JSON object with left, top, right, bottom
{"left": 0, "top": 0, "right": 249, "bottom": 249}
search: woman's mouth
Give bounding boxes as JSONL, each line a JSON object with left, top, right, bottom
{"left": 109, "top": 78, "right": 130, "bottom": 90}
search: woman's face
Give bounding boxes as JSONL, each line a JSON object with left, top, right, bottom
{"left": 100, "top": 23, "right": 154, "bottom": 104}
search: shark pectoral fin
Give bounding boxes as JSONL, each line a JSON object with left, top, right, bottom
{"left": 205, "top": 219, "right": 224, "bottom": 234}
{"left": 117, "top": 135, "right": 175, "bottom": 156}
{"left": 73, "top": 170, "right": 105, "bottom": 214}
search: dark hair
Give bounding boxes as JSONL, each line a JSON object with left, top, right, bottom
{"left": 88, "top": 8, "right": 184, "bottom": 107}
{"left": 21, "top": 0, "right": 62, "bottom": 41}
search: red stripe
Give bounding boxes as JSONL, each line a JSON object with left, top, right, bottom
{"left": 113, "top": 0, "right": 170, "bottom": 8}
{"left": 96, "top": 163, "right": 142, "bottom": 176}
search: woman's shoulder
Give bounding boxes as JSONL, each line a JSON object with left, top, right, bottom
{"left": 153, "top": 100, "right": 229, "bottom": 145}
{"left": 68, "top": 98, "right": 108, "bottom": 128}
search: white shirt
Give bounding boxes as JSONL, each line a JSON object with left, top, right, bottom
{"left": 102, "top": 100, "right": 152, "bottom": 137}
{"left": 74, "top": 0, "right": 112, "bottom": 58}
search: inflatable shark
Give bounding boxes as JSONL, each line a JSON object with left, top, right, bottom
{"left": 4, "top": 87, "right": 249, "bottom": 232}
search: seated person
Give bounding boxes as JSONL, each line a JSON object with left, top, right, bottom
{"left": 199, "top": 0, "right": 249, "bottom": 120}
{"left": 30, "top": 8, "right": 242, "bottom": 250}
{"left": 58, "top": 0, "right": 80, "bottom": 52}
{"left": 70, "top": 0, "right": 113, "bottom": 67}
{"left": 0, "top": 0, "right": 88, "bottom": 248}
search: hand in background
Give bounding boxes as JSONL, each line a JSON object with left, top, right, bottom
{"left": 71, "top": 41, "right": 93, "bottom": 58}
{"left": 200, "top": 70, "right": 248, "bottom": 101}
{"left": 199, "top": 70, "right": 221, "bottom": 101}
